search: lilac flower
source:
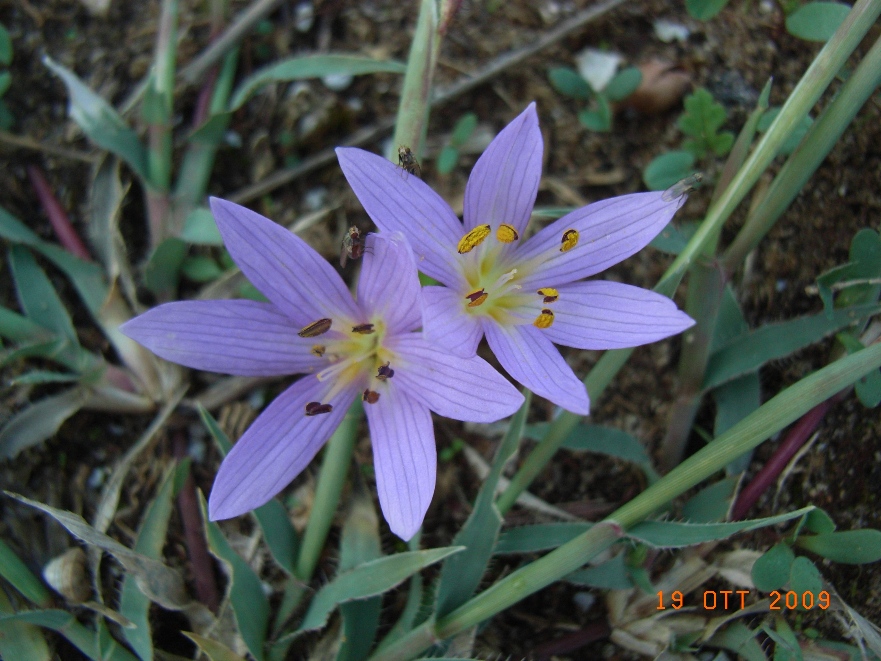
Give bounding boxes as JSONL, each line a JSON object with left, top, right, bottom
{"left": 337, "top": 103, "right": 694, "bottom": 415}
{"left": 121, "top": 198, "right": 523, "bottom": 540}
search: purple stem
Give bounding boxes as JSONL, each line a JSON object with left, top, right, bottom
{"left": 27, "top": 165, "right": 93, "bottom": 261}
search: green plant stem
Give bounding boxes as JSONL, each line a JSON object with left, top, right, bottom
{"left": 496, "top": 0, "right": 881, "bottom": 510}
{"left": 294, "top": 398, "right": 362, "bottom": 581}
{"left": 374, "top": 342, "right": 881, "bottom": 661}
{"left": 722, "top": 31, "right": 881, "bottom": 272}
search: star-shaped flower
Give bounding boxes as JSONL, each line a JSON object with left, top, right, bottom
{"left": 121, "top": 198, "right": 523, "bottom": 540}
{"left": 337, "top": 103, "right": 694, "bottom": 414}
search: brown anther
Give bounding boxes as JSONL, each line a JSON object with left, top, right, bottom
{"left": 537, "top": 287, "right": 559, "bottom": 303}
{"left": 362, "top": 389, "right": 380, "bottom": 404}
{"left": 310, "top": 345, "right": 326, "bottom": 357}
{"left": 305, "top": 401, "right": 333, "bottom": 416}
{"left": 352, "top": 323, "right": 375, "bottom": 334}
{"left": 376, "top": 361, "right": 395, "bottom": 380}
{"left": 298, "top": 318, "right": 332, "bottom": 338}
{"left": 560, "top": 229, "right": 579, "bottom": 253}
{"left": 457, "top": 224, "right": 491, "bottom": 254}
{"left": 533, "top": 309, "right": 555, "bottom": 329}
{"left": 465, "top": 289, "right": 488, "bottom": 307}
{"left": 496, "top": 224, "right": 519, "bottom": 243}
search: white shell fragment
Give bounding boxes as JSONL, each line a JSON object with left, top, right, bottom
{"left": 574, "top": 48, "right": 622, "bottom": 93}
{"left": 43, "top": 547, "right": 91, "bottom": 603}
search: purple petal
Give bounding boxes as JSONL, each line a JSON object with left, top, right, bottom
{"left": 463, "top": 103, "right": 542, "bottom": 239}
{"left": 120, "top": 300, "right": 323, "bottom": 376}
{"left": 389, "top": 334, "right": 523, "bottom": 422}
{"left": 516, "top": 192, "right": 686, "bottom": 288}
{"left": 483, "top": 321, "right": 589, "bottom": 415}
{"left": 209, "top": 375, "right": 359, "bottom": 520}
{"left": 543, "top": 281, "right": 695, "bottom": 350}
{"left": 421, "top": 286, "right": 483, "bottom": 357}
{"left": 364, "top": 383, "right": 435, "bottom": 540}
{"left": 336, "top": 148, "right": 466, "bottom": 288}
{"left": 210, "top": 198, "right": 360, "bottom": 325}
{"left": 357, "top": 233, "right": 422, "bottom": 334}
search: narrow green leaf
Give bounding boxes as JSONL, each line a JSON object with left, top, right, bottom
{"left": 43, "top": 56, "right": 148, "bottom": 180}
{"left": 0, "top": 610, "right": 137, "bottom": 661}
{"left": 708, "top": 621, "right": 767, "bottom": 661}
{"left": 183, "top": 633, "right": 248, "bottom": 661}
{"left": 796, "top": 529, "right": 881, "bottom": 564}
{"left": 187, "top": 112, "right": 232, "bottom": 145}
{"left": 435, "top": 145, "right": 459, "bottom": 175}
{"left": 144, "top": 237, "right": 187, "bottom": 296}
{"left": 786, "top": 2, "right": 851, "bottom": 42}
{"left": 628, "top": 506, "right": 814, "bottom": 548}
{"left": 181, "top": 207, "right": 224, "bottom": 245}
{"left": 297, "top": 547, "right": 463, "bottom": 634}
{"left": 704, "top": 302, "right": 881, "bottom": 390}
{"left": 495, "top": 523, "right": 592, "bottom": 554}
{"left": 565, "top": 552, "right": 632, "bottom": 590}
{"left": 0, "top": 24, "right": 12, "bottom": 66}
{"left": 548, "top": 67, "right": 592, "bottom": 101}
{"left": 757, "top": 107, "right": 813, "bottom": 156}
{"left": 450, "top": 112, "right": 478, "bottom": 147}
{"left": 119, "top": 464, "right": 176, "bottom": 661}
{"left": 643, "top": 150, "right": 696, "bottom": 191}
{"left": 648, "top": 220, "right": 698, "bottom": 255}
{"left": 181, "top": 255, "right": 223, "bottom": 282}
{"left": 0, "top": 537, "right": 51, "bottom": 606}
{"left": 0, "top": 72, "right": 11, "bottom": 97}
{"left": 0, "top": 387, "right": 89, "bottom": 460}
{"left": 9, "top": 371, "right": 82, "bottom": 386}
{"left": 681, "top": 475, "right": 739, "bottom": 523}
{"left": 437, "top": 391, "right": 530, "bottom": 616}
{"left": 752, "top": 543, "right": 796, "bottom": 591}
{"left": 685, "top": 0, "right": 731, "bottom": 20}
{"left": 230, "top": 54, "right": 406, "bottom": 110}
{"left": 605, "top": 67, "right": 642, "bottom": 102}
{"left": 0, "top": 589, "right": 51, "bottom": 661}
{"left": 9, "top": 246, "right": 78, "bottom": 347}
{"left": 201, "top": 495, "right": 269, "bottom": 661}
{"left": 556, "top": 423, "right": 660, "bottom": 483}
{"left": 0, "top": 306, "right": 49, "bottom": 344}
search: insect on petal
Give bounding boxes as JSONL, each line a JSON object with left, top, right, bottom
{"left": 457, "top": 224, "right": 491, "bottom": 254}
{"left": 298, "top": 318, "right": 332, "bottom": 338}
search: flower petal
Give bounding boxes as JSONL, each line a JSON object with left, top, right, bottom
{"left": 209, "top": 375, "right": 359, "bottom": 520}
{"left": 390, "top": 334, "right": 523, "bottom": 422}
{"left": 336, "top": 148, "right": 466, "bottom": 288}
{"left": 120, "top": 300, "right": 324, "bottom": 376}
{"left": 364, "top": 383, "right": 435, "bottom": 540}
{"left": 357, "top": 233, "right": 422, "bottom": 334}
{"left": 543, "top": 281, "right": 695, "bottom": 350}
{"left": 421, "top": 286, "right": 483, "bottom": 357}
{"left": 483, "top": 320, "right": 589, "bottom": 415}
{"left": 463, "top": 103, "right": 542, "bottom": 238}
{"left": 516, "top": 192, "right": 686, "bottom": 288}
{"left": 210, "top": 198, "right": 360, "bottom": 325}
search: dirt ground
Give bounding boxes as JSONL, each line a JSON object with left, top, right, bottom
{"left": 1, "top": 0, "right": 879, "bottom": 658}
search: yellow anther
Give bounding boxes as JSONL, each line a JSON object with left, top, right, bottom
{"left": 496, "top": 224, "right": 519, "bottom": 243}
{"left": 457, "top": 224, "right": 491, "bottom": 254}
{"left": 310, "top": 344, "right": 326, "bottom": 357}
{"left": 537, "top": 287, "right": 559, "bottom": 304}
{"left": 560, "top": 229, "right": 579, "bottom": 252}
{"left": 465, "top": 289, "right": 488, "bottom": 308}
{"left": 533, "top": 309, "right": 555, "bottom": 329}
{"left": 298, "top": 318, "right": 332, "bottom": 337}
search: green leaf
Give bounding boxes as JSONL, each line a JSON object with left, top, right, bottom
{"left": 681, "top": 475, "right": 739, "bottom": 523}
{"left": 436, "top": 391, "right": 530, "bottom": 616}
{"left": 817, "top": 229, "right": 881, "bottom": 312}
{"left": 181, "top": 255, "right": 223, "bottom": 282}
{"left": 43, "top": 56, "right": 148, "bottom": 180}
{"left": 0, "top": 72, "right": 11, "bottom": 97}
{"left": 796, "top": 529, "right": 881, "bottom": 564}
{"left": 548, "top": 67, "right": 592, "bottom": 101}
{"left": 752, "top": 543, "right": 796, "bottom": 591}
{"left": 713, "top": 374, "right": 762, "bottom": 469}
{"left": 556, "top": 423, "right": 660, "bottom": 483}
{"left": 0, "top": 537, "right": 51, "bottom": 606}
{"left": 678, "top": 88, "right": 732, "bottom": 158}
{"left": 181, "top": 207, "right": 224, "bottom": 246}
{"left": 628, "top": 506, "right": 815, "bottom": 548}
{"left": 435, "top": 145, "right": 459, "bottom": 175}
{"left": 187, "top": 112, "right": 233, "bottom": 145}
{"left": 183, "top": 633, "right": 248, "bottom": 661}
{"left": 9, "top": 246, "right": 79, "bottom": 347}
{"left": 230, "top": 54, "right": 406, "bottom": 110}
{"left": 757, "top": 107, "right": 813, "bottom": 156}
{"left": 0, "top": 306, "right": 49, "bottom": 344}
{"left": 0, "top": 610, "right": 137, "bottom": 661}
{"left": 767, "top": 617, "right": 802, "bottom": 661}
{"left": 144, "top": 237, "right": 187, "bottom": 296}
{"left": 0, "top": 24, "right": 12, "bottom": 66}
{"left": 296, "top": 547, "right": 462, "bottom": 634}
{"left": 704, "top": 302, "right": 881, "bottom": 390}
{"left": 119, "top": 464, "right": 176, "bottom": 661}
{"left": 9, "top": 371, "right": 82, "bottom": 386}
{"left": 804, "top": 508, "right": 836, "bottom": 535}
{"left": 495, "top": 523, "right": 592, "bottom": 554}
{"left": 578, "top": 96, "right": 611, "bottom": 132}
{"left": 0, "top": 387, "right": 90, "bottom": 460}
{"left": 0, "top": 99, "right": 13, "bottom": 130}
{"left": 643, "top": 150, "right": 696, "bottom": 191}
{"left": 201, "top": 495, "right": 269, "bottom": 661}
{"left": 605, "top": 67, "right": 642, "bottom": 102}
{"left": 789, "top": 556, "right": 823, "bottom": 605}
{"left": 786, "top": 2, "right": 851, "bottom": 42}
{"left": 648, "top": 220, "right": 698, "bottom": 255}
{"left": 708, "top": 621, "right": 767, "bottom": 661}
{"left": 450, "top": 112, "right": 478, "bottom": 147}
{"left": 565, "top": 552, "right": 633, "bottom": 590}
{"left": 0, "top": 589, "right": 51, "bottom": 661}
{"left": 685, "top": 0, "right": 731, "bottom": 20}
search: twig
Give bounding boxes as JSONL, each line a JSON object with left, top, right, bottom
{"left": 0, "top": 131, "right": 98, "bottom": 163}
{"left": 229, "top": 0, "right": 629, "bottom": 204}
{"left": 27, "top": 165, "right": 93, "bottom": 261}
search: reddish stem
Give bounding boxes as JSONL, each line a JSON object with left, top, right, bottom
{"left": 731, "top": 391, "right": 845, "bottom": 520}
{"left": 26, "top": 165, "right": 93, "bottom": 261}
{"left": 173, "top": 429, "right": 221, "bottom": 611}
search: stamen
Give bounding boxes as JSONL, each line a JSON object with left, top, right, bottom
{"left": 310, "top": 345, "right": 326, "bottom": 357}
{"left": 537, "top": 287, "right": 559, "bottom": 303}
{"left": 496, "top": 224, "right": 519, "bottom": 243}
{"left": 533, "top": 309, "right": 555, "bottom": 329}
{"left": 305, "top": 401, "right": 333, "bottom": 416}
{"left": 457, "top": 224, "right": 491, "bottom": 254}
{"left": 362, "top": 389, "right": 380, "bottom": 404}
{"left": 352, "top": 323, "right": 375, "bottom": 334}
{"left": 560, "top": 229, "right": 579, "bottom": 253}
{"left": 376, "top": 361, "right": 395, "bottom": 380}
{"left": 298, "top": 318, "right": 332, "bottom": 338}
{"left": 465, "top": 288, "right": 488, "bottom": 307}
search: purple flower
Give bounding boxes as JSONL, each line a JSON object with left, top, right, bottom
{"left": 337, "top": 103, "right": 694, "bottom": 415}
{"left": 121, "top": 198, "right": 523, "bottom": 540}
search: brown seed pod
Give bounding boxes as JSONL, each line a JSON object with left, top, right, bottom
{"left": 43, "top": 547, "right": 91, "bottom": 603}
